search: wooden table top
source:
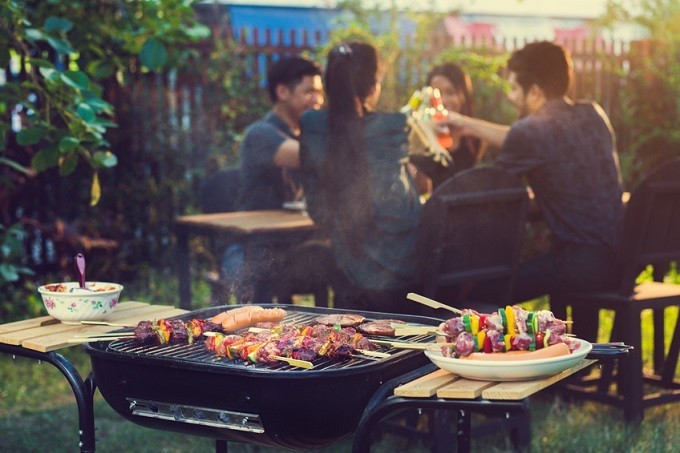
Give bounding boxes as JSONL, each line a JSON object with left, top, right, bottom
{"left": 394, "top": 359, "right": 596, "bottom": 401}
{"left": 175, "top": 210, "right": 316, "bottom": 234}
{"left": 0, "top": 302, "right": 188, "bottom": 353}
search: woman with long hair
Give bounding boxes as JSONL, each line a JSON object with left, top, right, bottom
{"left": 299, "top": 41, "right": 422, "bottom": 312}
{"left": 412, "top": 63, "right": 484, "bottom": 188}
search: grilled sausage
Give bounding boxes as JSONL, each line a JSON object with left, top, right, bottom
{"left": 221, "top": 307, "right": 287, "bottom": 332}
{"left": 459, "top": 342, "right": 570, "bottom": 361}
{"left": 211, "top": 305, "right": 263, "bottom": 325}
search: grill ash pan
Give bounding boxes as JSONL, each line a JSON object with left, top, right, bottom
{"left": 86, "top": 304, "right": 441, "bottom": 450}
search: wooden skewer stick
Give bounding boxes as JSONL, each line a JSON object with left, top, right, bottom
{"left": 369, "top": 339, "right": 454, "bottom": 350}
{"left": 73, "top": 332, "right": 134, "bottom": 338}
{"left": 392, "top": 325, "right": 447, "bottom": 336}
{"left": 271, "top": 356, "right": 314, "bottom": 369}
{"left": 67, "top": 336, "right": 130, "bottom": 343}
{"left": 406, "top": 293, "right": 462, "bottom": 314}
{"left": 356, "top": 349, "right": 391, "bottom": 358}
{"left": 61, "top": 320, "right": 135, "bottom": 327}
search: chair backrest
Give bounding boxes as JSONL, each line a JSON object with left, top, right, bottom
{"left": 200, "top": 168, "right": 240, "bottom": 214}
{"left": 417, "top": 166, "right": 529, "bottom": 306}
{"left": 616, "top": 157, "right": 680, "bottom": 294}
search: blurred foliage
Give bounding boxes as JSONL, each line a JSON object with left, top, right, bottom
{"left": 599, "top": 0, "right": 680, "bottom": 186}
{"left": 0, "top": 0, "right": 210, "bottom": 320}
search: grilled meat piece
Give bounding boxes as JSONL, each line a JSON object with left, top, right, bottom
{"left": 357, "top": 319, "right": 406, "bottom": 337}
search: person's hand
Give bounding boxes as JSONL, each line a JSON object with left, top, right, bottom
{"left": 446, "top": 111, "right": 466, "bottom": 129}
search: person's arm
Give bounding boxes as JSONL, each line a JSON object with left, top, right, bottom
{"left": 446, "top": 112, "right": 510, "bottom": 149}
{"left": 272, "top": 138, "right": 301, "bottom": 168}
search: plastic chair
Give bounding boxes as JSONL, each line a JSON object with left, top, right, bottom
{"left": 550, "top": 157, "right": 680, "bottom": 422}
{"left": 417, "top": 166, "right": 530, "bottom": 310}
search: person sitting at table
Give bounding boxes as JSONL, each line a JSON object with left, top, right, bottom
{"left": 225, "top": 56, "right": 324, "bottom": 303}
{"left": 299, "top": 41, "right": 423, "bottom": 313}
{"left": 410, "top": 62, "right": 484, "bottom": 190}
{"left": 441, "top": 41, "right": 625, "bottom": 334}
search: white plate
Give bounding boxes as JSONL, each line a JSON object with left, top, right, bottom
{"left": 424, "top": 339, "right": 592, "bottom": 382}
{"left": 282, "top": 201, "right": 306, "bottom": 211}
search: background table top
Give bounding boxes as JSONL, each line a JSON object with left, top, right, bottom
{"left": 176, "top": 210, "right": 316, "bottom": 235}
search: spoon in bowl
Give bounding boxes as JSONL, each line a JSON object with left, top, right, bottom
{"left": 70, "top": 253, "right": 93, "bottom": 292}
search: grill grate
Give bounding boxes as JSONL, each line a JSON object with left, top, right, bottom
{"left": 106, "top": 308, "right": 437, "bottom": 372}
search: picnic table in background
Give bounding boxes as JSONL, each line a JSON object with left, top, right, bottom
{"left": 175, "top": 210, "right": 321, "bottom": 309}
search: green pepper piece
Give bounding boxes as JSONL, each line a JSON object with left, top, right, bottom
{"left": 499, "top": 308, "right": 507, "bottom": 334}
{"left": 463, "top": 313, "right": 471, "bottom": 333}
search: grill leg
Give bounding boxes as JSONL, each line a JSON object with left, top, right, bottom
{"left": 456, "top": 409, "right": 472, "bottom": 453}
{"left": 215, "top": 439, "right": 228, "bottom": 452}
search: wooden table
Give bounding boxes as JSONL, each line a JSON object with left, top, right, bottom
{"left": 0, "top": 302, "right": 188, "bottom": 452}
{"left": 353, "top": 359, "right": 597, "bottom": 452}
{"left": 175, "top": 210, "right": 320, "bottom": 309}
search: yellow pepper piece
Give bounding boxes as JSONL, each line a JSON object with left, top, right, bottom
{"left": 471, "top": 315, "right": 480, "bottom": 335}
{"left": 504, "top": 333, "right": 513, "bottom": 352}
{"left": 505, "top": 306, "right": 516, "bottom": 336}
{"left": 477, "top": 330, "right": 486, "bottom": 352}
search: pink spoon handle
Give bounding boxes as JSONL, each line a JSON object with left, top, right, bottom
{"left": 75, "top": 253, "right": 86, "bottom": 288}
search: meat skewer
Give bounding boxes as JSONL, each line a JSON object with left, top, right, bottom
{"left": 69, "top": 318, "right": 223, "bottom": 345}
{"left": 439, "top": 305, "right": 580, "bottom": 358}
{"left": 204, "top": 324, "right": 379, "bottom": 367}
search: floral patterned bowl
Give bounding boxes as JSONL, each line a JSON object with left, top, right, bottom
{"left": 38, "top": 282, "right": 124, "bottom": 322}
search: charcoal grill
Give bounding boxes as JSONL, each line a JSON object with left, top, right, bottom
{"left": 86, "top": 304, "right": 441, "bottom": 450}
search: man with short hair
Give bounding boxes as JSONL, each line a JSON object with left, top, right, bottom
{"left": 237, "top": 56, "right": 324, "bottom": 210}
{"left": 446, "top": 41, "right": 625, "bottom": 320}
{"left": 225, "top": 56, "right": 323, "bottom": 304}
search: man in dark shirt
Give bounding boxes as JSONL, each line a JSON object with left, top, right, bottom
{"left": 226, "top": 57, "right": 323, "bottom": 303}
{"left": 237, "top": 56, "right": 324, "bottom": 210}
{"left": 445, "top": 41, "right": 625, "bottom": 308}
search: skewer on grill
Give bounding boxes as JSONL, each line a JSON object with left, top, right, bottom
{"left": 369, "top": 339, "right": 455, "bottom": 350}
{"left": 407, "top": 292, "right": 462, "bottom": 314}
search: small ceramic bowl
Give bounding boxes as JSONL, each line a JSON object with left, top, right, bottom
{"left": 38, "top": 282, "right": 124, "bottom": 322}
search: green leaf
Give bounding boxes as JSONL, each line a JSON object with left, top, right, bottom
{"left": 76, "top": 103, "right": 95, "bottom": 123}
{"left": 46, "top": 36, "right": 75, "bottom": 55}
{"left": 39, "top": 67, "right": 60, "bottom": 83}
{"left": 58, "top": 136, "right": 80, "bottom": 153}
{"left": 28, "top": 58, "right": 56, "bottom": 69}
{"left": 44, "top": 16, "right": 73, "bottom": 33}
{"left": 93, "top": 151, "right": 118, "bottom": 168}
{"left": 25, "top": 28, "right": 45, "bottom": 42}
{"left": 90, "top": 172, "right": 101, "bottom": 206}
{"left": 61, "top": 71, "right": 89, "bottom": 90}
{"left": 83, "top": 97, "right": 113, "bottom": 114}
{"left": 140, "top": 37, "right": 168, "bottom": 71}
{"left": 0, "top": 263, "right": 20, "bottom": 282}
{"left": 31, "top": 146, "right": 60, "bottom": 171}
{"left": 16, "top": 127, "right": 46, "bottom": 145}
{"left": 86, "top": 60, "right": 115, "bottom": 80}
{"left": 59, "top": 152, "right": 78, "bottom": 176}
{"left": 185, "top": 24, "right": 211, "bottom": 40}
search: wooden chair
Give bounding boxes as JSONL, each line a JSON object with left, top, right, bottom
{"left": 273, "top": 239, "right": 332, "bottom": 307}
{"left": 550, "top": 157, "right": 680, "bottom": 422}
{"left": 417, "top": 166, "right": 530, "bottom": 309}
{"left": 405, "top": 167, "right": 530, "bottom": 447}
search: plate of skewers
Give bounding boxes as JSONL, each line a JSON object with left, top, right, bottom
{"left": 424, "top": 339, "right": 592, "bottom": 381}
{"left": 404, "top": 293, "right": 593, "bottom": 381}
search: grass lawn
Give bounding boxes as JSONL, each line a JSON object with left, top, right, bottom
{"left": 1, "top": 282, "right": 678, "bottom": 452}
